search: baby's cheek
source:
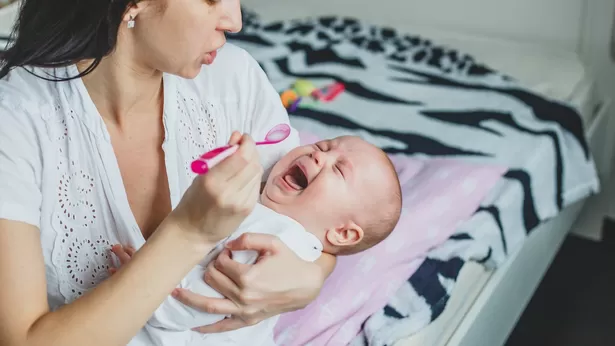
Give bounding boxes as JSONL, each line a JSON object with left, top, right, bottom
{"left": 316, "top": 184, "right": 345, "bottom": 211}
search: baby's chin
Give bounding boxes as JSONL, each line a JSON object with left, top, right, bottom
{"left": 259, "top": 183, "right": 300, "bottom": 221}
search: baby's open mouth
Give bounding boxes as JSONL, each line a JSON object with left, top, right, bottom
{"left": 283, "top": 164, "right": 308, "bottom": 190}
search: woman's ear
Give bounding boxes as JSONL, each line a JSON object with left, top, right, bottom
{"left": 325, "top": 222, "right": 364, "bottom": 248}
{"left": 122, "top": 1, "right": 150, "bottom": 24}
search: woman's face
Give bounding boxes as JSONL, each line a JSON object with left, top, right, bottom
{"left": 125, "top": 0, "right": 242, "bottom": 78}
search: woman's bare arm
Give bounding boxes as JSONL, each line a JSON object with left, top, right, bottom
{"left": 0, "top": 133, "right": 262, "bottom": 346}
{"left": 0, "top": 219, "right": 212, "bottom": 346}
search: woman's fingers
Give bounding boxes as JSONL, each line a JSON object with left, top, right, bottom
{"left": 204, "top": 134, "right": 261, "bottom": 210}
{"left": 203, "top": 257, "right": 242, "bottom": 301}
{"left": 233, "top": 168, "right": 262, "bottom": 208}
{"left": 205, "top": 148, "right": 249, "bottom": 183}
{"left": 234, "top": 134, "right": 258, "bottom": 161}
{"left": 192, "top": 317, "right": 249, "bottom": 334}
{"left": 172, "top": 288, "right": 239, "bottom": 315}
{"left": 212, "top": 249, "right": 253, "bottom": 289}
{"left": 225, "top": 233, "right": 282, "bottom": 255}
{"left": 226, "top": 160, "right": 262, "bottom": 195}
{"left": 227, "top": 131, "right": 242, "bottom": 146}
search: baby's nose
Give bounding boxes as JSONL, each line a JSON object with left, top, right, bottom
{"left": 310, "top": 151, "right": 325, "bottom": 165}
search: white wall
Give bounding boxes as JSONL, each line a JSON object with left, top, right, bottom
{"left": 579, "top": 0, "right": 615, "bottom": 219}
{"left": 580, "top": 0, "right": 615, "bottom": 98}
{"left": 0, "top": 1, "right": 18, "bottom": 35}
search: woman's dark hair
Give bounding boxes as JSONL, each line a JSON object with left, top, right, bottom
{"left": 0, "top": 0, "right": 136, "bottom": 81}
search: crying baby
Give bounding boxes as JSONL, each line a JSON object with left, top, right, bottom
{"left": 117, "top": 135, "right": 402, "bottom": 345}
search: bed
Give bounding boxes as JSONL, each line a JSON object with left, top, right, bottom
{"left": 393, "top": 36, "right": 603, "bottom": 346}
{"left": 229, "top": 1, "right": 613, "bottom": 346}
{"left": 390, "top": 25, "right": 604, "bottom": 346}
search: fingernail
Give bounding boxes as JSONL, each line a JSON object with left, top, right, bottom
{"left": 171, "top": 289, "right": 180, "bottom": 298}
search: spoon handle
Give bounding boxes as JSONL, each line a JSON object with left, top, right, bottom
{"left": 199, "top": 140, "right": 277, "bottom": 160}
{"left": 191, "top": 145, "right": 239, "bottom": 174}
{"left": 205, "top": 145, "right": 238, "bottom": 168}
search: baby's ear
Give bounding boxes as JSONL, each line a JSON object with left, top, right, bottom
{"left": 326, "top": 222, "right": 364, "bottom": 248}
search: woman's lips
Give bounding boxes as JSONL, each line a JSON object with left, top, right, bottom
{"left": 203, "top": 50, "right": 218, "bottom": 65}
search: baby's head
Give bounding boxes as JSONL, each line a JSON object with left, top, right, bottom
{"left": 261, "top": 136, "right": 402, "bottom": 255}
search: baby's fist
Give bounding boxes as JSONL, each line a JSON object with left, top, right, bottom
{"left": 108, "top": 245, "right": 136, "bottom": 275}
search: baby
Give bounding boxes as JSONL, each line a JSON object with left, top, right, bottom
{"left": 125, "top": 135, "right": 402, "bottom": 345}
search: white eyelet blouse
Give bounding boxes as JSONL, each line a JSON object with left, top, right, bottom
{"left": 0, "top": 43, "right": 299, "bottom": 343}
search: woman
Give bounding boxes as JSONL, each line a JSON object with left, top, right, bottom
{"left": 0, "top": 0, "right": 335, "bottom": 345}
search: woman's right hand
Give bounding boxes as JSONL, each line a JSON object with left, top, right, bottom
{"left": 170, "top": 133, "right": 263, "bottom": 245}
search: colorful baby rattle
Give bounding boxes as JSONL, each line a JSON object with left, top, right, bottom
{"left": 280, "top": 79, "right": 345, "bottom": 112}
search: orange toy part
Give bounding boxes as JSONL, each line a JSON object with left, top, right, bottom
{"left": 280, "top": 89, "right": 299, "bottom": 108}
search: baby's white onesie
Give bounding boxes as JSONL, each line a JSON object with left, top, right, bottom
{"left": 142, "top": 203, "right": 323, "bottom": 346}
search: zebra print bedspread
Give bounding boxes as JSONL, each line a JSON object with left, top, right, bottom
{"left": 228, "top": 9, "right": 599, "bottom": 345}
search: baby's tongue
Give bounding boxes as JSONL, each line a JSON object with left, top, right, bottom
{"left": 284, "top": 174, "right": 303, "bottom": 190}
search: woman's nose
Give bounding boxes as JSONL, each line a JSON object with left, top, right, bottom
{"left": 217, "top": 0, "right": 243, "bottom": 34}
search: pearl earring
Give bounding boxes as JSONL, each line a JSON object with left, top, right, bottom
{"left": 128, "top": 15, "right": 135, "bottom": 29}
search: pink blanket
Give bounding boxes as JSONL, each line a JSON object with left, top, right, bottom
{"left": 273, "top": 132, "right": 506, "bottom": 345}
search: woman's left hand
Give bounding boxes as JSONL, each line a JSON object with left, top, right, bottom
{"left": 172, "top": 233, "right": 328, "bottom": 333}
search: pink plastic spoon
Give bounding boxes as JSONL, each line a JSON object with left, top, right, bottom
{"left": 191, "top": 123, "right": 291, "bottom": 175}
